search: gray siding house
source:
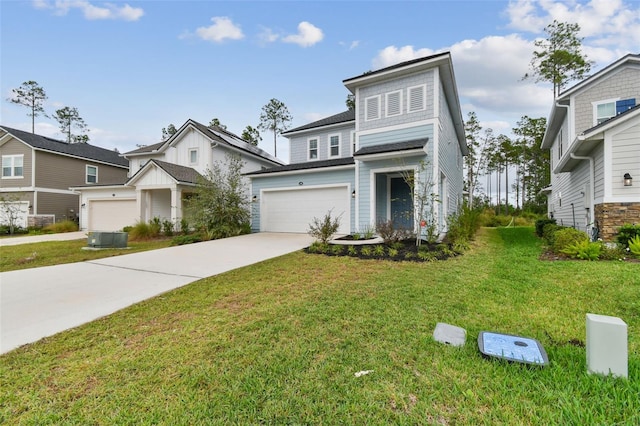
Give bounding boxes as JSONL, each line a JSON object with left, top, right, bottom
{"left": 247, "top": 52, "right": 468, "bottom": 236}
{"left": 0, "top": 126, "right": 128, "bottom": 228}
{"left": 541, "top": 53, "right": 640, "bottom": 241}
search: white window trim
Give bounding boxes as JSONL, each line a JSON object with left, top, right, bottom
{"left": 592, "top": 98, "right": 619, "bottom": 126}
{"left": 86, "top": 165, "right": 98, "bottom": 184}
{"left": 407, "top": 84, "right": 427, "bottom": 113}
{"left": 365, "top": 95, "right": 381, "bottom": 121}
{"left": 188, "top": 148, "right": 199, "bottom": 165}
{"left": 385, "top": 90, "right": 402, "bottom": 117}
{"left": 328, "top": 134, "right": 341, "bottom": 158}
{"left": 350, "top": 130, "right": 356, "bottom": 156}
{"left": 307, "top": 137, "right": 319, "bottom": 161}
{"left": 1, "top": 154, "right": 24, "bottom": 179}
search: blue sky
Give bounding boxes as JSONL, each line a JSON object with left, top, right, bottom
{"left": 2, "top": 0, "right": 639, "bottom": 162}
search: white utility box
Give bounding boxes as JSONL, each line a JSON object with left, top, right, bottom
{"left": 586, "top": 313, "right": 627, "bottom": 379}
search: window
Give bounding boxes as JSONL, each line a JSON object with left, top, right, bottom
{"left": 350, "top": 131, "right": 356, "bottom": 155}
{"left": 189, "top": 148, "right": 198, "bottom": 165}
{"left": 365, "top": 95, "right": 381, "bottom": 121}
{"left": 2, "top": 155, "right": 23, "bottom": 178}
{"left": 594, "top": 98, "right": 636, "bottom": 125}
{"left": 308, "top": 138, "right": 318, "bottom": 160}
{"left": 557, "top": 129, "right": 563, "bottom": 159}
{"left": 386, "top": 91, "right": 402, "bottom": 117}
{"left": 86, "top": 165, "right": 98, "bottom": 183}
{"left": 408, "top": 84, "right": 426, "bottom": 113}
{"left": 329, "top": 134, "right": 340, "bottom": 157}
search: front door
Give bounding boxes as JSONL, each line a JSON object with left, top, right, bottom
{"left": 390, "top": 177, "right": 413, "bottom": 230}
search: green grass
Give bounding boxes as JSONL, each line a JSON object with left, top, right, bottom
{"left": 0, "top": 239, "right": 173, "bottom": 272}
{"left": 1, "top": 227, "right": 638, "bottom": 424}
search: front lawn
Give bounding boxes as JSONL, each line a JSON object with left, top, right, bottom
{"left": 1, "top": 227, "right": 638, "bottom": 424}
{"left": 0, "top": 239, "right": 174, "bottom": 272}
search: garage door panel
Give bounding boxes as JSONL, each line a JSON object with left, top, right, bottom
{"left": 89, "top": 199, "right": 138, "bottom": 231}
{"left": 262, "top": 187, "right": 349, "bottom": 233}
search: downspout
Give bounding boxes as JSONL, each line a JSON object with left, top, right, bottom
{"left": 570, "top": 153, "right": 594, "bottom": 236}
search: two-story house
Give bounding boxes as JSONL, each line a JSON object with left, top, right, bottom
{"left": 541, "top": 53, "right": 640, "bottom": 241}
{"left": 73, "top": 119, "right": 283, "bottom": 231}
{"left": 246, "top": 52, "right": 468, "bottom": 236}
{"left": 0, "top": 126, "right": 128, "bottom": 229}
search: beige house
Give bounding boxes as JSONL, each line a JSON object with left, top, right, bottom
{"left": 541, "top": 54, "right": 640, "bottom": 241}
{"left": 0, "top": 126, "right": 128, "bottom": 229}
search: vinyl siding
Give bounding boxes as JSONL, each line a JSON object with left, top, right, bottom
{"left": 36, "top": 191, "right": 79, "bottom": 221}
{"left": 549, "top": 161, "right": 591, "bottom": 231}
{"left": 573, "top": 66, "right": 640, "bottom": 135}
{"left": 359, "top": 124, "right": 434, "bottom": 149}
{"left": 288, "top": 124, "right": 354, "bottom": 164}
{"left": 593, "top": 143, "right": 605, "bottom": 201}
{"left": 0, "top": 137, "right": 33, "bottom": 188}
{"left": 250, "top": 168, "right": 355, "bottom": 232}
{"left": 357, "top": 70, "right": 435, "bottom": 133}
{"left": 35, "top": 151, "right": 127, "bottom": 188}
{"left": 611, "top": 121, "right": 640, "bottom": 198}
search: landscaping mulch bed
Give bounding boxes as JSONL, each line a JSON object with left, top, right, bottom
{"left": 305, "top": 238, "right": 460, "bottom": 262}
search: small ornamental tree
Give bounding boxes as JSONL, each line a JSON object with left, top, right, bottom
{"left": 186, "top": 153, "right": 250, "bottom": 240}
{"left": 398, "top": 160, "right": 439, "bottom": 246}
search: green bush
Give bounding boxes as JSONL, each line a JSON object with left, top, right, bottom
{"left": 331, "top": 244, "right": 344, "bottom": 255}
{"left": 599, "top": 243, "right": 626, "bottom": 260}
{"left": 445, "top": 207, "right": 481, "bottom": 248}
{"left": 129, "top": 220, "right": 161, "bottom": 241}
{"left": 629, "top": 235, "right": 640, "bottom": 257}
{"left": 308, "top": 210, "right": 341, "bottom": 243}
{"left": 552, "top": 228, "right": 589, "bottom": 254}
{"left": 561, "top": 240, "right": 601, "bottom": 261}
{"left": 122, "top": 226, "right": 133, "bottom": 233}
{"left": 43, "top": 220, "right": 79, "bottom": 233}
{"left": 542, "top": 223, "right": 562, "bottom": 246}
{"left": 376, "top": 220, "right": 404, "bottom": 245}
{"left": 347, "top": 245, "right": 358, "bottom": 256}
{"left": 162, "top": 219, "right": 174, "bottom": 237}
{"left": 170, "top": 234, "right": 202, "bottom": 246}
{"left": 535, "top": 218, "right": 556, "bottom": 237}
{"left": 616, "top": 224, "right": 640, "bottom": 248}
{"left": 373, "top": 245, "right": 386, "bottom": 257}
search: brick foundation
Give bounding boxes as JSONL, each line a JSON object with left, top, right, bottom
{"left": 594, "top": 203, "right": 640, "bottom": 241}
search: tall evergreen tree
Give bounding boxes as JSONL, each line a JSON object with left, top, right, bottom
{"left": 7, "top": 81, "right": 48, "bottom": 133}
{"left": 241, "top": 125, "right": 261, "bottom": 146}
{"left": 53, "top": 106, "right": 89, "bottom": 143}
{"left": 258, "top": 98, "right": 292, "bottom": 158}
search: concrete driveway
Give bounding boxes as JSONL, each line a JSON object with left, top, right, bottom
{"left": 0, "top": 232, "right": 313, "bottom": 354}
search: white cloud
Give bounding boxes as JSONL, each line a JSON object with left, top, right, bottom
{"left": 282, "top": 21, "right": 324, "bottom": 47}
{"left": 505, "top": 0, "right": 640, "bottom": 56}
{"left": 33, "top": 0, "right": 144, "bottom": 21}
{"left": 258, "top": 26, "right": 279, "bottom": 44}
{"left": 196, "top": 16, "right": 244, "bottom": 43}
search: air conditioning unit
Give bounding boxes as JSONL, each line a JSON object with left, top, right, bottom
{"left": 87, "top": 231, "right": 128, "bottom": 248}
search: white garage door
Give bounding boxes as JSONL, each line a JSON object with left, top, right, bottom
{"left": 262, "top": 186, "right": 350, "bottom": 233}
{"left": 89, "top": 199, "right": 138, "bottom": 231}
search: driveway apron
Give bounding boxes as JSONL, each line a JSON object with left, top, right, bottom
{"left": 0, "top": 233, "right": 313, "bottom": 354}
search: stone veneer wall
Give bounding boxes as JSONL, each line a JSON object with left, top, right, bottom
{"left": 594, "top": 203, "right": 640, "bottom": 241}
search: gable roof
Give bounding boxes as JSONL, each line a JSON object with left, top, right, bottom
{"left": 123, "top": 119, "right": 284, "bottom": 165}
{"left": 542, "top": 53, "right": 640, "bottom": 149}
{"left": 127, "top": 159, "right": 203, "bottom": 186}
{"left": 0, "top": 125, "right": 128, "bottom": 167}
{"left": 245, "top": 157, "right": 355, "bottom": 176}
{"left": 283, "top": 110, "right": 355, "bottom": 135}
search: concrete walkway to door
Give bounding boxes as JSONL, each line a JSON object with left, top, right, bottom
{"left": 0, "top": 232, "right": 313, "bottom": 354}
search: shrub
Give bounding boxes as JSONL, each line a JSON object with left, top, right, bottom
{"left": 445, "top": 207, "right": 481, "bottom": 248}
{"left": 535, "top": 218, "right": 556, "bottom": 237}
{"left": 552, "top": 228, "right": 589, "bottom": 254}
{"left": 307, "top": 241, "right": 329, "bottom": 254}
{"left": 122, "top": 226, "right": 133, "bottom": 233}
{"left": 373, "top": 245, "right": 386, "bottom": 257}
{"left": 347, "top": 245, "right": 358, "bottom": 256}
{"left": 616, "top": 224, "right": 640, "bottom": 248}
{"left": 418, "top": 250, "right": 438, "bottom": 261}
{"left": 376, "top": 220, "right": 405, "bottom": 245}
{"left": 180, "top": 218, "right": 189, "bottom": 234}
{"left": 149, "top": 217, "right": 162, "bottom": 236}
{"left": 542, "top": 223, "right": 562, "bottom": 246}
{"left": 599, "top": 243, "right": 626, "bottom": 261}
{"left": 360, "top": 246, "right": 373, "bottom": 257}
{"left": 387, "top": 247, "right": 398, "bottom": 257}
{"left": 361, "top": 225, "right": 376, "bottom": 239}
{"left": 561, "top": 240, "right": 601, "bottom": 261}
{"left": 308, "top": 210, "right": 341, "bottom": 243}
{"left": 170, "top": 234, "right": 202, "bottom": 246}
{"left": 129, "top": 220, "right": 161, "bottom": 241}
{"left": 331, "top": 244, "right": 344, "bottom": 255}
{"left": 629, "top": 235, "right": 640, "bottom": 257}
{"left": 43, "top": 220, "right": 78, "bottom": 233}
{"left": 162, "top": 219, "right": 174, "bottom": 236}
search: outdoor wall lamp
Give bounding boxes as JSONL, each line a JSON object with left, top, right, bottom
{"left": 351, "top": 190, "right": 356, "bottom": 198}
{"left": 252, "top": 195, "right": 258, "bottom": 202}
{"left": 624, "top": 173, "right": 633, "bottom": 186}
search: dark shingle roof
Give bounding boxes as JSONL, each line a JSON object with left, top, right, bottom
{"left": 1, "top": 125, "right": 128, "bottom": 167}
{"left": 343, "top": 51, "right": 449, "bottom": 84}
{"left": 124, "top": 141, "right": 165, "bottom": 155}
{"left": 245, "top": 157, "right": 355, "bottom": 176}
{"left": 283, "top": 110, "right": 355, "bottom": 134}
{"left": 354, "top": 138, "right": 428, "bottom": 156}
{"left": 150, "top": 160, "right": 203, "bottom": 184}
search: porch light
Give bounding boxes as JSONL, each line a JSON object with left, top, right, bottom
{"left": 252, "top": 195, "right": 258, "bottom": 202}
{"left": 351, "top": 190, "right": 356, "bottom": 198}
{"left": 623, "top": 173, "right": 633, "bottom": 186}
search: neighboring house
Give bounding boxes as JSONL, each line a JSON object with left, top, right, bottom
{"left": 0, "top": 126, "right": 128, "bottom": 229}
{"left": 246, "top": 52, "right": 468, "bottom": 236}
{"left": 541, "top": 53, "right": 640, "bottom": 241}
{"left": 72, "top": 119, "right": 283, "bottom": 231}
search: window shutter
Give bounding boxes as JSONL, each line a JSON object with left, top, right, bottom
{"left": 386, "top": 91, "right": 401, "bottom": 116}
{"left": 408, "top": 86, "right": 425, "bottom": 112}
{"left": 366, "top": 96, "right": 379, "bottom": 120}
